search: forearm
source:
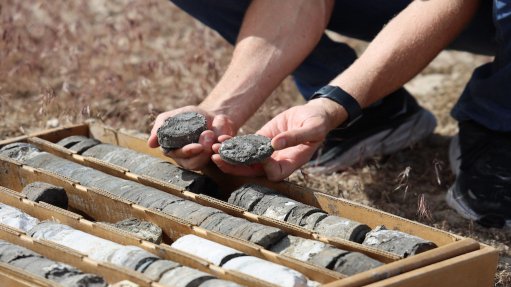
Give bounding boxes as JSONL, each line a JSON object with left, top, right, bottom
{"left": 329, "top": 0, "right": 479, "bottom": 114}
{"left": 199, "top": 0, "right": 333, "bottom": 131}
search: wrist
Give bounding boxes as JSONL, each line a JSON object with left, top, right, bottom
{"left": 198, "top": 102, "right": 241, "bottom": 133}
{"left": 306, "top": 98, "right": 348, "bottom": 130}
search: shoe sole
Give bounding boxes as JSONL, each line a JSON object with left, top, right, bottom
{"left": 446, "top": 184, "right": 511, "bottom": 229}
{"left": 306, "top": 109, "right": 437, "bottom": 174}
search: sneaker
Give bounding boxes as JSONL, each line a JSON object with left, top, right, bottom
{"left": 305, "top": 90, "right": 437, "bottom": 173}
{"left": 446, "top": 120, "right": 511, "bottom": 229}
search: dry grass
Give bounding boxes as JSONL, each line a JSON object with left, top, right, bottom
{"left": 0, "top": 1, "right": 509, "bottom": 285}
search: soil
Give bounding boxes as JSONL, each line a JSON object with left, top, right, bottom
{"left": 0, "top": 1, "right": 508, "bottom": 285}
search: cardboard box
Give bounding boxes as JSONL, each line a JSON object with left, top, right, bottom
{"left": 0, "top": 121, "right": 499, "bottom": 286}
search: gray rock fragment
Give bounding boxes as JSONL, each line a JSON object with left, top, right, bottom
{"left": 157, "top": 112, "right": 207, "bottom": 150}
{"left": 56, "top": 135, "right": 90, "bottom": 149}
{"left": 199, "top": 279, "right": 243, "bottom": 287}
{"left": 82, "top": 144, "right": 119, "bottom": 159}
{"left": 68, "top": 138, "right": 101, "bottom": 154}
{"left": 362, "top": 225, "right": 437, "bottom": 257}
{"left": 286, "top": 206, "right": 323, "bottom": 226}
{"left": 228, "top": 184, "right": 272, "bottom": 210}
{"left": 142, "top": 259, "right": 180, "bottom": 281}
{"left": 0, "top": 143, "right": 40, "bottom": 162}
{"left": 21, "top": 181, "right": 68, "bottom": 209}
{"left": 58, "top": 273, "right": 109, "bottom": 287}
{"left": 219, "top": 134, "right": 273, "bottom": 165}
{"left": 332, "top": 252, "right": 384, "bottom": 276}
{"left": 313, "top": 215, "right": 370, "bottom": 243}
{"left": 107, "top": 218, "right": 163, "bottom": 244}
{"left": 162, "top": 200, "right": 207, "bottom": 223}
{"left": 171, "top": 235, "right": 245, "bottom": 266}
{"left": 158, "top": 266, "right": 215, "bottom": 287}
{"left": 270, "top": 235, "right": 327, "bottom": 262}
{"left": 0, "top": 240, "right": 107, "bottom": 287}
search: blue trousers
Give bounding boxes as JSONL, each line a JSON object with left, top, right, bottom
{"left": 171, "top": 0, "right": 510, "bottom": 132}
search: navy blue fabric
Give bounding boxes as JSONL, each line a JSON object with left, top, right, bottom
{"left": 451, "top": 0, "right": 511, "bottom": 131}
{"left": 171, "top": 0, "right": 509, "bottom": 131}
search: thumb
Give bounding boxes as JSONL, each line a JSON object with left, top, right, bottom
{"left": 271, "top": 126, "right": 326, "bottom": 150}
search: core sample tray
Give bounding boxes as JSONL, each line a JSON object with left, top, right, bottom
{"left": 0, "top": 121, "right": 499, "bottom": 287}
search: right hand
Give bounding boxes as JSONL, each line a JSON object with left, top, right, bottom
{"left": 148, "top": 105, "right": 235, "bottom": 170}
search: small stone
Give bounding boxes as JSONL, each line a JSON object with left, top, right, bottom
{"left": 362, "top": 225, "right": 437, "bottom": 257}
{"left": 21, "top": 182, "right": 68, "bottom": 209}
{"left": 219, "top": 135, "right": 273, "bottom": 165}
{"left": 157, "top": 112, "right": 207, "bottom": 150}
{"left": 68, "top": 138, "right": 101, "bottom": 154}
{"left": 108, "top": 218, "right": 163, "bottom": 244}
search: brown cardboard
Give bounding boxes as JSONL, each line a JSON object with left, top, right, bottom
{"left": 0, "top": 122, "right": 499, "bottom": 287}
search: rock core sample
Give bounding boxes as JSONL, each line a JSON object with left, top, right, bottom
{"left": 219, "top": 134, "right": 273, "bottom": 165}
{"left": 157, "top": 112, "right": 208, "bottom": 151}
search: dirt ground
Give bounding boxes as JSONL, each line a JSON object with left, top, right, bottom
{"left": 0, "top": 1, "right": 509, "bottom": 285}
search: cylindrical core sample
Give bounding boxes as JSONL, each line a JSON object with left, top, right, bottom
{"left": 219, "top": 134, "right": 274, "bottom": 165}
{"left": 21, "top": 181, "right": 68, "bottom": 209}
{"left": 362, "top": 225, "right": 437, "bottom": 257}
{"left": 157, "top": 112, "right": 207, "bottom": 150}
{"left": 106, "top": 218, "right": 163, "bottom": 244}
{"left": 313, "top": 215, "right": 371, "bottom": 243}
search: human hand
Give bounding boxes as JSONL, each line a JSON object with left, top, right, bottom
{"left": 148, "top": 105, "right": 235, "bottom": 170}
{"left": 211, "top": 99, "right": 347, "bottom": 181}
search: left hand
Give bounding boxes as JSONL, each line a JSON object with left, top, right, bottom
{"left": 211, "top": 98, "right": 347, "bottom": 181}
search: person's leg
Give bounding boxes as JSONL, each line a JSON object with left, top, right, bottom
{"left": 447, "top": 0, "right": 511, "bottom": 229}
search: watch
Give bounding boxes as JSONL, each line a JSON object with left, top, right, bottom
{"left": 310, "top": 85, "right": 363, "bottom": 128}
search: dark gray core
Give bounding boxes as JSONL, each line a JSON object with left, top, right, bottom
{"left": 157, "top": 112, "right": 207, "bottom": 150}
{"left": 218, "top": 134, "right": 273, "bottom": 165}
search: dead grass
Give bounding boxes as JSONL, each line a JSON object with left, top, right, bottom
{"left": 0, "top": 1, "right": 509, "bottom": 285}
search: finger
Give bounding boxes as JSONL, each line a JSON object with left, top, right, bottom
{"left": 218, "top": 135, "right": 232, "bottom": 142}
{"left": 199, "top": 130, "right": 216, "bottom": 153}
{"left": 211, "top": 154, "right": 265, "bottom": 177}
{"left": 166, "top": 143, "right": 203, "bottom": 159}
{"left": 271, "top": 126, "right": 326, "bottom": 150}
{"left": 177, "top": 153, "right": 212, "bottom": 170}
{"left": 263, "top": 143, "right": 321, "bottom": 181}
{"left": 211, "top": 143, "right": 222, "bottom": 153}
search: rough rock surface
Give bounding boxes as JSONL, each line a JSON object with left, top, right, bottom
{"left": 362, "top": 225, "right": 437, "bottom": 257}
{"left": 219, "top": 134, "right": 273, "bottom": 165}
{"left": 107, "top": 217, "right": 163, "bottom": 244}
{"left": 157, "top": 112, "right": 207, "bottom": 150}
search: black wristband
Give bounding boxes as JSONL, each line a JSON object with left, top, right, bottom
{"left": 310, "top": 85, "right": 362, "bottom": 128}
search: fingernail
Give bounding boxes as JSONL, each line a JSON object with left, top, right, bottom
{"left": 273, "top": 138, "right": 286, "bottom": 150}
